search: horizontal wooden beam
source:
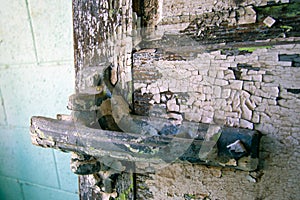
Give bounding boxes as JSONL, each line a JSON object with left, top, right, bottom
{"left": 30, "top": 116, "right": 260, "bottom": 172}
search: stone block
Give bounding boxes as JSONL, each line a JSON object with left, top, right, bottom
{"left": 221, "top": 88, "right": 231, "bottom": 99}
{"left": 203, "top": 86, "right": 213, "bottom": 94}
{"left": 241, "top": 104, "right": 253, "bottom": 121}
{"left": 225, "top": 111, "right": 240, "bottom": 118}
{"left": 185, "top": 112, "right": 201, "bottom": 122}
{"left": 208, "top": 70, "right": 217, "bottom": 78}
{"left": 240, "top": 119, "right": 254, "bottom": 129}
{"left": 203, "top": 76, "right": 215, "bottom": 85}
{"left": 252, "top": 111, "right": 260, "bottom": 123}
{"left": 263, "top": 16, "right": 276, "bottom": 28}
{"left": 278, "top": 99, "right": 300, "bottom": 109}
{"left": 159, "top": 82, "right": 169, "bottom": 93}
{"left": 243, "top": 82, "right": 257, "bottom": 94}
{"left": 213, "top": 86, "right": 222, "bottom": 98}
{"left": 153, "top": 94, "right": 161, "bottom": 103}
{"left": 261, "top": 86, "right": 279, "bottom": 98}
{"left": 191, "top": 75, "right": 203, "bottom": 83}
{"left": 252, "top": 74, "right": 263, "bottom": 82}
{"left": 201, "top": 116, "right": 213, "bottom": 124}
{"left": 226, "top": 117, "right": 239, "bottom": 127}
{"left": 254, "top": 89, "right": 271, "bottom": 99}
{"left": 281, "top": 0, "right": 289, "bottom": 3}
{"left": 149, "top": 86, "right": 160, "bottom": 94}
{"left": 214, "top": 99, "right": 227, "bottom": 109}
{"left": 167, "top": 98, "right": 180, "bottom": 112}
{"left": 262, "top": 75, "right": 274, "bottom": 83}
{"left": 228, "top": 80, "right": 243, "bottom": 90}
{"left": 237, "top": 6, "right": 256, "bottom": 25}
{"left": 250, "top": 95, "right": 262, "bottom": 105}
{"left": 215, "top": 78, "right": 229, "bottom": 86}
{"left": 224, "top": 70, "right": 235, "bottom": 80}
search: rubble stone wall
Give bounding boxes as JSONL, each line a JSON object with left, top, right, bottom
{"left": 160, "top": 0, "right": 290, "bottom": 25}
{"left": 133, "top": 44, "right": 300, "bottom": 129}
{"left": 133, "top": 25, "right": 300, "bottom": 200}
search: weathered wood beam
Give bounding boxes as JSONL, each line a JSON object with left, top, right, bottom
{"left": 30, "top": 116, "right": 260, "bottom": 171}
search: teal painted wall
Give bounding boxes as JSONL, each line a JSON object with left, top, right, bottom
{"left": 0, "top": 0, "right": 78, "bottom": 199}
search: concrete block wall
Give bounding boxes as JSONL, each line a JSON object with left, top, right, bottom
{"left": 0, "top": 0, "right": 78, "bottom": 199}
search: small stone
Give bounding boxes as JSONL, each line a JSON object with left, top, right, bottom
{"left": 221, "top": 89, "right": 231, "bottom": 99}
{"left": 203, "top": 86, "right": 213, "bottom": 94}
{"left": 224, "top": 70, "right": 235, "bottom": 79}
{"left": 214, "top": 78, "right": 228, "bottom": 86}
{"left": 201, "top": 116, "right": 213, "bottom": 123}
{"left": 238, "top": 6, "right": 256, "bottom": 25}
{"left": 167, "top": 113, "right": 183, "bottom": 122}
{"left": 213, "top": 86, "right": 222, "bottom": 98}
{"left": 263, "top": 16, "right": 276, "bottom": 28}
{"left": 203, "top": 76, "right": 215, "bottom": 85}
{"left": 185, "top": 112, "right": 201, "bottom": 122}
{"left": 252, "top": 111, "right": 260, "bottom": 123}
{"left": 161, "top": 95, "right": 167, "bottom": 103}
{"left": 210, "top": 168, "right": 222, "bottom": 178}
{"left": 261, "top": 86, "right": 279, "bottom": 98}
{"left": 225, "top": 159, "right": 237, "bottom": 166}
{"left": 252, "top": 74, "right": 262, "bottom": 82}
{"left": 228, "top": 80, "right": 243, "bottom": 90}
{"left": 159, "top": 85, "right": 168, "bottom": 93}
{"left": 110, "top": 68, "right": 118, "bottom": 86}
{"left": 150, "top": 87, "right": 159, "bottom": 94}
{"left": 240, "top": 119, "right": 253, "bottom": 129}
{"left": 153, "top": 94, "right": 160, "bottom": 103}
{"left": 227, "top": 140, "right": 247, "bottom": 153}
{"left": 243, "top": 82, "right": 256, "bottom": 94}
{"left": 217, "top": 71, "right": 224, "bottom": 79}
{"left": 226, "top": 117, "right": 239, "bottom": 127}
{"left": 246, "top": 175, "right": 257, "bottom": 183}
{"left": 167, "top": 99, "right": 180, "bottom": 112}
{"left": 242, "top": 104, "right": 252, "bottom": 121}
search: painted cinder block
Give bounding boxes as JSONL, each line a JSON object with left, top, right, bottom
{"left": 0, "top": 63, "right": 74, "bottom": 127}
{"left": 0, "top": 89, "right": 7, "bottom": 126}
{"left": 0, "top": 176, "right": 23, "bottom": 200}
{"left": 0, "top": 127, "right": 59, "bottom": 188}
{"left": 22, "top": 183, "right": 78, "bottom": 200}
{"left": 54, "top": 151, "right": 79, "bottom": 193}
{"left": 0, "top": 0, "right": 36, "bottom": 65}
{"left": 27, "top": 0, "right": 74, "bottom": 62}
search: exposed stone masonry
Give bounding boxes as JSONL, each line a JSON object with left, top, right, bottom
{"left": 133, "top": 43, "right": 300, "bottom": 131}
{"left": 160, "top": 0, "right": 292, "bottom": 25}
